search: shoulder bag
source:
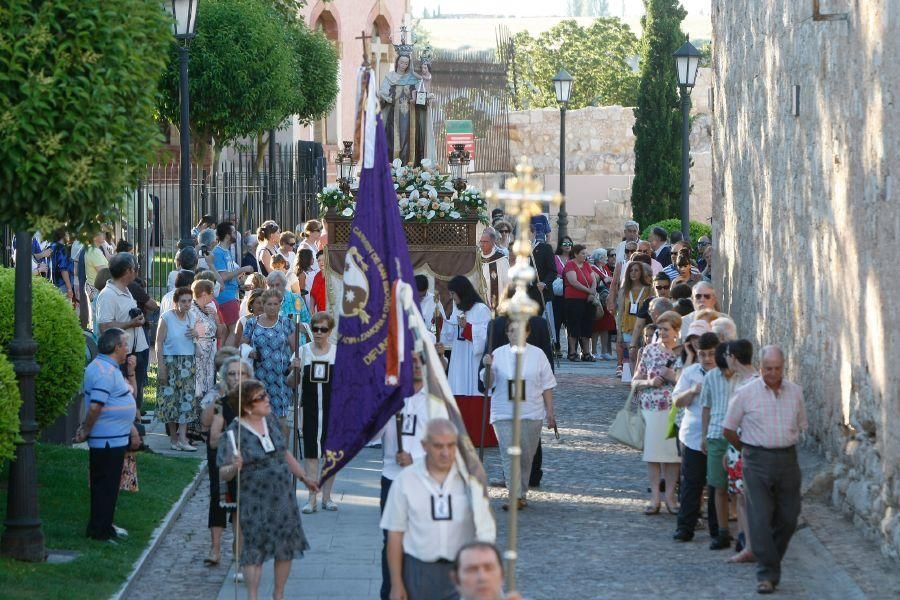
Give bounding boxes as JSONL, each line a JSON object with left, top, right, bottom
{"left": 608, "top": 389, "right": 644, "bottom": 450}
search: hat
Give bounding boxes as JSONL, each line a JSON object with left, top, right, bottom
{"left": 686, "top": 319, "right": 711, "bottom": 339}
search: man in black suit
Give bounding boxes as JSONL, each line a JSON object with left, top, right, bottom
{"left": 530, "top": 215, "right": 557, "bottom": 305}
{"left": 649, "top": 226, "right": 673, "bottom": 268}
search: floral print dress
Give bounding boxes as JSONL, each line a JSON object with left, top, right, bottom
{"left": 634, "top": 342, "right": 676, "bottom": 412}
{"left": 243, "top": 316, "right": 296, "bottom": 417}
{"left": 189, "top": 302, "right": 217, "bottom": 402}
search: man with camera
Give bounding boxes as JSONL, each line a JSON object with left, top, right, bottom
{"left": 95, "top": 253, "right": 150, "bottom": 421}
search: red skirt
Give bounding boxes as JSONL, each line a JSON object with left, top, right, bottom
{"left": 455, "top": 395, "right": 498, "bottom": 447}
{"left": 594, "top": 305, "right": 616, "bottom": 332}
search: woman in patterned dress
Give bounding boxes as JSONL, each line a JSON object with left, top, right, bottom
{"left": 155, "top": 286, "right": 198, "bottom": 451}
{"left": 241, "top": 288, "right": 297, "bottom": 429}
{"left": 631, "top": 311, "right": 683, "bottom": 514}
{"left": 723, "top": 339, "right": 759, "bottom": 563}
{"left": 189, "top": 279, "right": 219, "bottom": 413}
{"left": 217, "top": 379, "right": 317, "bottom": 600}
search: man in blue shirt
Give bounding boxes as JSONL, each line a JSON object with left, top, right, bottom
{"left": 208, "top": 221, "right": 254, "bottom": 344}
{"left": 75, "top": 328, "right": 140, "bottom": 542}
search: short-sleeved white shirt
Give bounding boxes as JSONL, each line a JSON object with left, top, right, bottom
{"left": 673, "top": 363, "right": 707, "bottom": 451}
{"left": 378, "top": 389, "right": 429, "bottom": 481}
{"left": 95, "top": 282, "right": 149, "bottom": 353}
{"left": 379, "top": 461, "right": 475, "bottom": 562}
{"left": 483, "top": 344, "right": 556, "bottom": 423}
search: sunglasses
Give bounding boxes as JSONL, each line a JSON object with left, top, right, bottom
{"left": 250, "top": 393, "right": 269, "bottom": 403}
{"left": 498, "top": 229, "right": 511, "bottom": 234}
{"left": 311, "top": 326, "right": 331, "bottom": 333}
{"left": 562, "top": 242, "right": 572, "bottom": 246}
{"left": 655, "top": 284, "right": 670, "bottom": 290}
{"left": 694, "top": 293, "right": 712, "bottom": 300}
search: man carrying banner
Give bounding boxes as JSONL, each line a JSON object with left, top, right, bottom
{"left": 378, "top": 353, "right": 431, "bottom": 600}
{"left": 381, "top": 418, "right": 476, "bottom": 600}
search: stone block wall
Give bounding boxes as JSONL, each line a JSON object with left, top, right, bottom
{"left": 502, "top": 72, "right": 713, "bottom": 249}
{"left": 711, "top": 0, "right": 899, "bottom": 558}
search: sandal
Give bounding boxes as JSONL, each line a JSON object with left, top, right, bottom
{"left": 581, "top": 353, "right": 595, "bottom": 362}
{"left": 756, "top": 581, "right": 775, "bottom": 594}
{"left": 727, "top": 549, "right": 757, "bottom": 564}
{"left": 643, "top": 503, "right": 661, "bottom": 515}
{"left": 203, "top": 551, "right": 220, "bottom": 566}
{"left": 567, "top": 354, "right": 579, "bottom": 361}
{"left": 321, "top": 499, "right": 339, "bottom": 511}
{"left": 615, "top": 365, "right": 623, "bottom": 376}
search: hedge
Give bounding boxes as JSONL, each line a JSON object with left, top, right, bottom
{"left": 0, "top": 268, "right": 85, "bottom": 429}
{"left": 641, "top": 218, "right": 712, "bottom": 252}
{"left": 0, "top": 351, "right": 21, "bottom": 462}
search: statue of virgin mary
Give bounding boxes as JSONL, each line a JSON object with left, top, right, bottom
{"left": 378, "top": 53, "right": 428, "bottom": 166}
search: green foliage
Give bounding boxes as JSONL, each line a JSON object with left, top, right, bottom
{"left": 629, "top": 0, "right": 687, "bottom": 228}
{"left": 0, "top": 269, "right": 85, "bottom": 429}
{"left": 0, "top": 0, "right": 172, "bottom": 234}
{"left": 510, "top": 19, "right": 640, "bottom": 110}
{"left": 286, "top": 24, "right": 339, "bottom": 126}
{"left": 641, "top": 218, "right": 711, "bottom": 251}
{"left": 158, "top": 0, "right": 296, "bottom": 160}
{"left": 0, "top": 352, "right": 21, "bottom": 463}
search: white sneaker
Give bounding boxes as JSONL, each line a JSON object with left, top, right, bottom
{"left": 302, "top": 499, "right": 318, "bottom": 514}
{"left": 178, "top": 442, "right": 198, "bottom": 452}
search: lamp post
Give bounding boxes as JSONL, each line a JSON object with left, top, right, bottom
{"left": 336, "top": 141, "right": 357, "bottom": 196}
{"left": 0, "top": 234, "right": 44, "bottom": 561}
{"left": 673, "top": 41, "right": 700, "bottom": 241}
{"left": 165, "top": 0, "right": 199, "bottom": 249}
{"left": 552, "top": 69, "right": 574, "bottom": 242}
{"left": 449, "top": 143, "right": 471, "bottom": 194}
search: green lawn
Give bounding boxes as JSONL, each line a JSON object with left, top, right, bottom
{"left": 0, "top": 443, "right": 200, "bottom": 599}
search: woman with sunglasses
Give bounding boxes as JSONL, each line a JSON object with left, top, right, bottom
{"left": 494, "top": 219, "right": 514, "bottom": 257}
{"left": 278, "top": 232, "right": 298, "bottom": 268}
{"left": 218, "top": 379, "right": 318, "bottom": 600}
{"left": 289, "top": 312, "right": 338, "bottom": 514}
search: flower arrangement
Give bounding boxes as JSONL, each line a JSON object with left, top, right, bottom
{"left": 317, "top": 185, "right": 355, "bottom": 217}
{"left": 317, "top": 158, "right": 490, "bottom": 224}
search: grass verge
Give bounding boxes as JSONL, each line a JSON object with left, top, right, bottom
{"left": 0, "top": 443, "right": 200, "bottom": 599}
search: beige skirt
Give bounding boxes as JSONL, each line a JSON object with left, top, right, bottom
{"left": 642, "top": 409, "right": 680, "bottom": 463}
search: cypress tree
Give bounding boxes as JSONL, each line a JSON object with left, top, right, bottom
{"left": 630, "top": 0, "right": 687, "bottom": 228}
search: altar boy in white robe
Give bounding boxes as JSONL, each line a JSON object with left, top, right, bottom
{"left": 439, "top": 275, "right": 491, "bottom": 399}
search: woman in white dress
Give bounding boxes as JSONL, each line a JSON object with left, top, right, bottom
{"left": 440, "top": 275, "right": 491, "bottom": 405}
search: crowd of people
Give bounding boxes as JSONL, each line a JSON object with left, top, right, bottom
{"left": 16, "top": 208, "right": 802, "bottom": 598}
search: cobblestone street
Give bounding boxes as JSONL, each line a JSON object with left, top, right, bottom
{"left": 126, "top": 359, "right": 899, "bottom": 599}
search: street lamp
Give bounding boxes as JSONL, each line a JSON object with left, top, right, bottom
{"left": 164, "top": 0, "right": 199, "bottom": 249}
{"left": 552, "top": 68, "right": 574, "bottom": 242}
{"left": 449, "top": 143, "right": 471, "bottom": 194}
{"left": 673, "top": 40, "right": 700, "bottom": 241}
{"left": 336, "top": 141, "right": 357, "bottom": 196}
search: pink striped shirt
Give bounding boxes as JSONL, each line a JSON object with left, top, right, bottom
{"left": 723, "top": 377, "right": 807, "bottom": 449}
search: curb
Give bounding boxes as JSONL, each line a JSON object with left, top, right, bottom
{"left": 112, "top": 459, "right": 209, "bottom": 600}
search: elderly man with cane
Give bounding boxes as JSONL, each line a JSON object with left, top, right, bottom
{"left": 723, "top": 345, "right": 807, "bottom": 595}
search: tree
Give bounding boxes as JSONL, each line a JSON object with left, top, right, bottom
{"left": 568, "top": 0, "right": 610, "bottom": 16}
{"left": 509, "top": 19, "right": 640, "bottom": 111}
{"left": 157, "top": 0, "right": 297, "bottom": 165}
{"left": 286, "top": 24, "right": 339, "bottom": 126}
{"left": 0, "top": 0, "right": 171, "bottom": 233}
{"left": 629, "top": 0, "right": 686, "bottom": 228}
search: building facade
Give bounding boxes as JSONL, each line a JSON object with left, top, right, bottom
{"left": 711, "top": 0, "right": 899, "bottom": 557}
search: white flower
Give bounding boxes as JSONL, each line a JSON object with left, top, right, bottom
{"left": 404, "top": 212, "right": 415, "bottom": 220}
{"left": 418, "top": 198, "right": 429, "bottom": 207}
{"left": 449, "top": 211, "right": 461, "bottom": 219}
{"left": 427, "top": 187, "right": 438, "bottom": 200}
{"left": 341, "top": 207, "right": 354, "bottom": 217}
{"left": 409, "top": 189, "right": 420, "bottom": 201}
{"left": 394, "top": 183, "right": 399, "bottom": 190}
{"left": 398, "top": 199, "right": 409, "bottom": 208}
{"left": 420, "top": 171, "right": 432, "bottom": 182}
{"left": 392, "top": 158, "right": 402, "bottom": 170}
{"left": 396, "top": 166, "right": 408, "bottom": 178}
{"left": 421, "top": 158, "right": 434, "bottom": 169}
{"left": 426, "top": 210, "right": 436, "bottom": 219}
{"left": 406, "top": 184, "right": 416, "bottom": 191}
{"left": 439, "top": 201, "right": 451, "bottom": 211}
{"left": 443, "top": 180, "right": 455, "bottom": 191}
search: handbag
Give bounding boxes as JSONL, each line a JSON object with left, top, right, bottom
{"left": 665, "top": 403, "right": 679, "bottom": 439}
{"left": 552, "top": 277, "right": 564, "bottom": 296}
{"left": 119, "top": 452, "right": 139, "bottom": 492}
{"left": 608, "top": 390, "right": 644, "bottom": 450}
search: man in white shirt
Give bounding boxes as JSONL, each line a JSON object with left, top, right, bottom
{"left": 379, "top": 355, "right": 431, "bottom": 600}
{"left": 672, "top": 330, "right": 719, "bottom": 542}
{"left": 679, "top": 282, "right": 721, "bottom": 341}
{"left": 613, "top": 220, "right": 640, "bottom": 267}
{"left": 381, "top": 418, "right": 476, "bottom": 600}
{"left": 479, "top": 227, "right": 509, "bottom": 313}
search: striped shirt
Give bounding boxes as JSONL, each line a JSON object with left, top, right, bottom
{"left": 699, "top": 368, "right": 738, "bottom": 439}
{"left": 723, "top": 377, "right": 807, "bottom": 449}
{"left": 82, "top": 354, "right": 136, "bottom": 449}
{"left": 663, "top": 264, "right": 702, "bottom": 281}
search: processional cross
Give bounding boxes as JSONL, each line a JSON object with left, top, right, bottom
{"left": 355, "top": 30, "right": 372, "bottom": 66}
{"left": 485, "top": 158, "right": 562, "bottom": 593}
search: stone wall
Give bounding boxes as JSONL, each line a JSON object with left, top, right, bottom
{"left": 711, "top": 0, "right": 899, "bottom": 558}
{"left": 499, "top": 68, "right": 713, "bottom": 249}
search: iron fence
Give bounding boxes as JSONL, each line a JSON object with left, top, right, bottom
{"left": 1, "top": 142, "right": 325, "bottom": 300}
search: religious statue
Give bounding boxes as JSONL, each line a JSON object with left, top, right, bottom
{"left": 378, "top": 32, "right": 435, "bottom": 167}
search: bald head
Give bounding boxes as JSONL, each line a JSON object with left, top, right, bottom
{"left": 760, "top": 345, "right": 785, "bottom": 389}
{"left": 425, "top": 418, "right": 459, "bottom": 442}
{"left": 759, "top": 345, "right": 784, "bottom": 363}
